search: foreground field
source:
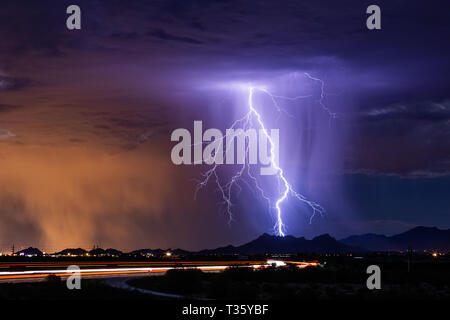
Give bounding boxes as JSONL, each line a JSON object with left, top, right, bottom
{"left": 128, "top": 262, "right": 450, "bottom": 300}
{"left": 0, "top": 255, "right": 449, "bottom": 300}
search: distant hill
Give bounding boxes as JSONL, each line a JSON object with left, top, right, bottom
{"left": 173, "top": 248, "right": 191, "bottom": 256}
{"left": 54, "top": 248, "right": 87, "bottom": 256}
{"left": 89, "top": 248, "right": 123, "bottom": 257}
{"left": 129, "top": 248, "right": 166, "bottom": 256}
{"left": 339, "top": 234, "right": 392, "bottom": 251}
{"left": 340, "top": 226, "right": 450, "bottom": 252}
{"left": 14, "top": 226, "right": 450, "bottom": 257}
{"left": 199, "top": 233, "right": 363, "bottom": 255}
{"left": 15, "top": 247, "right": 43, "bottom": 256}
{"left": 128, "top": 248, "right": 192, "bottom": 256}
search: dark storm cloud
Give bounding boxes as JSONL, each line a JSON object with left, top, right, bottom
{"left": 0, "top": 104, "right": 23, "bottom": 113}
{"left": 109, "top": 31, "right": 140, "bottom": 40}
{"left": 146, "top": 28, "right": 203, "bottom": 44}
{"left": 0, "top": 129, "right": 15, "bottom": 139}
{"left": 0, "top": 77, "right": 30, "bottom": 91}
{"left": 0, "top": 194, "right": 43, "bottom": 245}
{"left": 343, "top": 100, "right": 450, "bottom": 178}
{"left": 108, "top": 117, "right": 160, "bottom": 129}
{"left": 94, "top": 124, "right": 111, "bottom": 130}
{"left": 1, "top": 1, "right": 448, "bottom": 172}
{"left": 0, "top": 1, "right": 68, "bottom": 57}
{"left": 363, "top": 101, "right": 450, "bottom": 122}
{"left": 1, "top": 0, "right": 450, "bottom": 247}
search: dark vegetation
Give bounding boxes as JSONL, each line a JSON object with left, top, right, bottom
{"left": 128, "top": 255, "right": 450, "bottom": 300}
{"left": 0, "top": 278, "right": 154, "bottom": 300}
{"left": 1, "top": 254, "right": 449, "bottom": 300}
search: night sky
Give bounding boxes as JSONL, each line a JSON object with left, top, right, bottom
{"left": 0, "top": 0, "right": 449, "bottom": 252}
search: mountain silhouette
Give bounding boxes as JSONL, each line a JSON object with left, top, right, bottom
{"left": 198, "top": 233, "right": 363, "bottom": 255}
{"left": 129, "top": 248, "right": 166, "bottom": 256}
{"left": 25, "top": 226, "right": 450, "bottom": 257}
{"left": 54, "top": 248, "right": 87, "bottom": 256}
{"left": 89, "top": 248, "right": 123, "bottom": 257}
{"left": 15, "top": 247, "right": 43, "bottom": 256}
{"left": 340, "top": 226, "right": 450, "bottom": 252}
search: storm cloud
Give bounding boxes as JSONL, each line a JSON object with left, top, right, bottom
{"left": 0, "top": 0, "right": 449, "bottom": 250}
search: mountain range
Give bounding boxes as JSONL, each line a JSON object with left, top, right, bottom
{"left": 196, "top": 233, "right": 363, "bottom": 255}
{"left": 340, "top": 226, "right": 450, "bottom": 252}
{"left": 190, "top": 226, "right": 450, "bottom": 254}
{"left": 12, "top": 226, "right": 450, "bottom": 257}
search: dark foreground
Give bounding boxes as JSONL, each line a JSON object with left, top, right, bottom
{"left": 1, "top": 254, "right": 449, "bottom": 300}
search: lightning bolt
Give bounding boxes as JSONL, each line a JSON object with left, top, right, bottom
{"left": 195, "top": 73, "right": 332, "bottom": 236}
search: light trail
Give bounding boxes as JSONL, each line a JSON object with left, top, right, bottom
{"left": 284, "top": 260, "right": 320, "bottom": 268}
{"left": 0, "top": 264, "right": 262, "bottom": 281}
{"left": 0, "top": 260, "right": 266, "bottom": 267}
{"left": 0, "top": 260, "right": 320, "bottom": 281}
{"left": 0, "top": 263, "right": 271, "bottom": 277}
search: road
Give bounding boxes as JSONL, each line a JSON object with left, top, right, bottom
{"left": 0, "top": 259, "right": 319, "bottom": 283}
{"left": 0, "top": 260, "right": 265, "bottom": 283}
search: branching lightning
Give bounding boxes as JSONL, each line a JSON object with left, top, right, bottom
{"left": 195, "top": 73, "right": 333, "bottom": 236}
